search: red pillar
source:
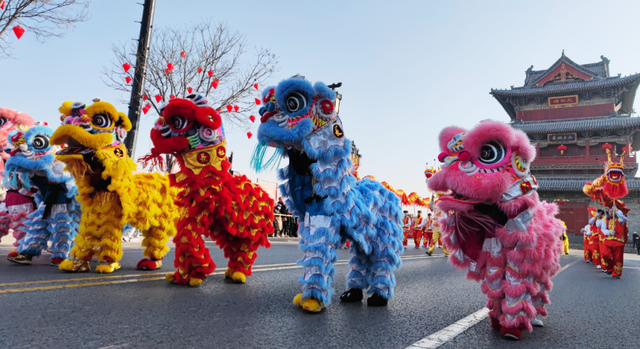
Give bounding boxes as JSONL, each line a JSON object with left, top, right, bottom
{"left": 586, "top": 139, "right": 590, "bottom": 158}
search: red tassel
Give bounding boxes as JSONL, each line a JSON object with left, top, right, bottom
{"left": 138, "top": 149, "right": 165, "bottom": 171}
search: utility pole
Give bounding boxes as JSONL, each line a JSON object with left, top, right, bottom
{"left": 124, "top": 0, "right": 156, "bottom": 159}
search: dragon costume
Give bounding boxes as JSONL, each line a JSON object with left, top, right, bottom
{"left": 4, "top": 123, "right": 81, "bottom": 265}
{"left": 141, "top": 94, "right": 274, "bottom": 286}
{"left": 0, "top": 107, "right": 34, "bottom": 244}
{"left": 427, "top": 120, "right": 563, "bottom": 340}
{"left": 253, "top": 76, "right": 403, "bottom": 312}
{"left": 51, "top": 100, "right": 178, "bottom": 273}
{"left": 583, "top": 143, "right": 629, "bottom": 202}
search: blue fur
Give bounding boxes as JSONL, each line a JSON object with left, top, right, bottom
{"left": 275, "top": 78, "right": 316, "bottom": 118}
{"left": 255, "top": 77, "right": 404, "bottom": 307}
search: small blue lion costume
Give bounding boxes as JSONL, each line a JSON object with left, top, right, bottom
{"left": 252, "top": 75, "right": 404, "bottom": 312}
{"left": 4, "top": 123, "right": 80, "bottom": 265}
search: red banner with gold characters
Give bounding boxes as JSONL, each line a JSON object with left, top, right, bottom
{"left": 548, "top": 95, "right": 578, "bottom": 107}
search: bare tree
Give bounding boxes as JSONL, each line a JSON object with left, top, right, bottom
{"left": 102, "top": 20, "right": 278, "bottom": 130}
{"left": 0, "top": 0, "right": 89, "bottom": 58}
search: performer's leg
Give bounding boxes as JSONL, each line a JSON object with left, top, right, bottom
{"left": 428, "top": 231, "right": 439, "bottom": 254}
{"left": 402, "top": 230, "right": 408, "bottom": 246}
{"left": 167, "top": 216, "right": 215, "bottom": 287}
{"left": 10, "top": 210, "right": 49, "bottom": 264}
{"left": 563, "top": 238, "right": 569, "bottom": 254}
{"left": 341, "top": 242, "right": 368, "bottom": 303}
{"left": 501, "top": 253, "right": 536, "bottom": 335}
{"left": 600, "top": 241, "right": 613, "bottom": 273}
{"left": 137, "top": 223, "right": 172, "bottom": 270}
{"left": 47, "top": 203, "right": 78, "bottom": 264}
{"left": 79, "top": 192, "right": 124, "bottom": 273}
{"left": 592, "top": 240, "right": 601, "bottom": 267}
{"left": 293, "top": 214, "right": 339, "bottom": 312}
{"left": 612, "top": 243, "right": 624, "bottom": 278}
{"left": 413, "top": 230, "right": 422, "bottom": 248}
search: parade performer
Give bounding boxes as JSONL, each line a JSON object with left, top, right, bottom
{"left": 139, "top": 94, "right": 274, "bottom": 286}
{"left": 252, "top": 76, "right": 403, "bottom": 311}
{"left": 0, "top": 107, "right": 34, "bottom": 244}
{"left": 561, "top": 222, "right": 569, "bottom": 255}
{"left": 427, "top": 206, "right": 450, "bottom": 256}
{"left": 412, "top": 210, "right": 426, "bottom": 248}
{"left": 599, "top": 204, "right": 628, "bottom": 278}
{"left": 4, "top": 123, "right": 80, "bottom": 265}
{"left": 427, "top": 120, "right": 563, "bottom": 340}
{"left": 583, "top": 208, "right": 596, "bottom": 263}
{"left": 590, "top": 210, "right": 604, "bottom": 269}
{"left": 422, "top": 213, "right": 433, "bottom": 248}
{"left": 402, "top": 210, "right": 412, "bottom": 247}
{"left": 51, "top": 100, "right": 178, "bottom": 273}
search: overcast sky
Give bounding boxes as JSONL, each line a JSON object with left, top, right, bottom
{"left": 2, "top": 0, "right": 639, "bottom": 199}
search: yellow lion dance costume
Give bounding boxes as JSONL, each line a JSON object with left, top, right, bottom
{"left": 51, "top": 100, "right": 178, "bottom": 273}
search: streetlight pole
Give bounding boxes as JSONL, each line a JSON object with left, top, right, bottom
{"left": 125, "top": 0, "right": 156, "bottom": 159}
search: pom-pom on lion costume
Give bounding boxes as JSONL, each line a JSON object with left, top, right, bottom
{"left": 51, "top": 100, "right": 178, "bottom": 273}
{"left": 253, "top": 75, "right": 404, "bottom": 312}
{"left": 4, "top": 123, "right": 81, "bottom": 265}
{"left": 140, "top": 94, "right": 274, "bottom": 287}
{"left": 427, "top": 120, "right": 563, "bottom": 340}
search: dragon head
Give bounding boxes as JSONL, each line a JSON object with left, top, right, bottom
{"left": 602, "top": 143, "right": 628, "bottom": 199}
{"left": 428, "top": 120, "right": 537, "bottom": 211}
{"left": 50, "top": 100, "right": 134, "bottom": 186}
{"left": 143, "top": 94, "right": 226, "bottom": 172}
{"left": 253, "top": 75, "right": 339, "bottom": 171}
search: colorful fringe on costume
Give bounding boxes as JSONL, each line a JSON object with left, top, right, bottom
{"left": 3, "top": 124, "right": 80, "bottom": 265}
{"left": 253, "top": 76, "right": 403, "bottom": 312}
{"left": 51, "top": 100, "right": 178, "bottom": 273}
{"left": 142, "top": 96, "right": 273, "bottom": 286}
{"left": 427, "top": 120, "right": 563, "bottom": 339}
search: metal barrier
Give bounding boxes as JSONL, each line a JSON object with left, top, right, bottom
{"left": 272, "top": 214, "right": 298, "bottom": 237}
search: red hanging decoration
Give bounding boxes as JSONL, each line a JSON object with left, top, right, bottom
{"left": 602, "top": 143, "right": 612, "bottom": 150}
{"left": 234, "top": 105, "right": 239, "bottom": 112}
{"left": 197, "top": 67, "right": 203, "bottom": 74}
{"left": 226, "top": 105, "right": 233, "bottom": 112}
{"left": 13, "top": 26, "right": 25, "bottom": 40}
{"left": 211, "top": 79, "right": 219, "bottom": 89}
{"left": 249, "top": 115, "right": 255, "bottom": 123}
{"left": 142, "top": 104, "right": 151, "bottom": 114}
{"left": 623, "top": 146, "right": 633, "bottom": 152}
{"left": 167, "top": 63, "right": 175, "bottom": 71}
{"left": 170, "top": 95, "right": 176, "bottom": 100}
{"left": 125, "top": 76, "right": 132, "bottom": 84}
{"left": 180, "top": 51, "right": 187, "bottom": 57}
{"left": 557, "top": 144, "right": 567, "bottom": 155}
{"left": 143, "top": 95, "right": 148, "bottom": 101}
{"left": 254, "top": 98, "right": 261, "bottom": 105}
{"left": 0, "top": 1, "right": 5, "bottom": 10}
{"left": 164, "top": 68, "right": 170, "bottom": 75}
{"left": 254, "top": 83, "right": 259, "bottom": 90}
{"left": 122, "top": 63, "right": 131, "bottom": 73}
{"left": 187, "top": 87, "right": 193, "bottom": 94}
{"left": 155, "top": 95, "right": 162, "bottom": 103}
{"left": 207, "top": 70, "right": 214, "bottom": 78}
{"left": 247, "top": 132, "right": 253, "bottom": 139}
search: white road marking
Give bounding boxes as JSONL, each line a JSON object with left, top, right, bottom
{"left": 405, "top": 259, "right": 579, "bottom": 349}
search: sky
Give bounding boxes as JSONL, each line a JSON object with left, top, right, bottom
{"left": 2, "top": 0, "right": 640, "bottom": 200}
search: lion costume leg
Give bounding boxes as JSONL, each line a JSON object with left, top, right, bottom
{"left": 220, "top": 236, "right": 261, "bottom": 284}
{"left": 137, "top": 224, "right": 172, "bottom": 270}
{"left": 166, "top": 216, "right": 215, "bottom": 287}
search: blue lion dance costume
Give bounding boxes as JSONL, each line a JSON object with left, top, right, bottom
{"left": 253, "top": 75, "right": 404, "bottom": 312}
{"left": 5, "top": 123, "right": 80, "bottom": 265}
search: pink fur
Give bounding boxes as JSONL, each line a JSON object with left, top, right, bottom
{"left": 0, "top": 107, "right": 34, "bottom": 162}
{"left": 428, "top": 120, "right": 563, "bottom": 333}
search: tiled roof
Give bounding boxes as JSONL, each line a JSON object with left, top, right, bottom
{"left": 511, "top": 115, "right": 640, "bottom": 134}
{"left": 538, "top": 177, "right": 640, "bottom": 191}
{"left": 491, "top": 73, "right": 640, "bottom": 97}
{"left": 525, "top": 54, "right": 602, "bottom": 87}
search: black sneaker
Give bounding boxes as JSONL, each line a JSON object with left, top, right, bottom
{"left": 367, "top": 293, "right": 388, "bottom": 307}
{"left": 426, "top": 251, "right": 432, "bottom": 256}
{"left": 340, "top": 288, "right": 363, "bottom": 302}
{"left": 7, "top": 253, "right": 33, "bottom": 265}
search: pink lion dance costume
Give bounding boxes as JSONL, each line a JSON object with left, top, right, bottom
{"left": 0, "top": 107, "right": 35, "bottom": 245}
{"left": 427, "top": 120, "right": 563, "bottom": 340}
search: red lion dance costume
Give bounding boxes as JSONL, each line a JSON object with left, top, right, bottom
{"left": 141, "top": 94, "right": 274, "bottom": 286}
{"left": 427, "top": 120, "right": 563, "bottom": 340}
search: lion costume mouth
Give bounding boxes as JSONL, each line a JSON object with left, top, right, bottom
{"left": 51, "top": 124, "right": 113, "bottom": 157}
{"left": 606, "top": 167, "right": 624, "bottom": 183}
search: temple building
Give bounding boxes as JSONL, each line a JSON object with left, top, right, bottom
{"left": 491, "top": 52, "right": 640, "bottom": 237}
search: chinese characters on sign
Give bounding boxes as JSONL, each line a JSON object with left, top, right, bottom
{"left": 547, "top": 133, "right": 577, "bottom": 144}
{"left": 548, "top": 95, "right": 579, "bottom": 107}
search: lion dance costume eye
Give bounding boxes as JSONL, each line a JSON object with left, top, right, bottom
{"left": 428, "top": 120, "right": 563, "bottom": 340}
{"left": 141, "top": 93, "right": 274, "bottom": 287}
{"left": 0, "top": 107, "right": 35, "bottom": 249}
{"left": 3, "top": 123, "right": 81, "bottom": 266}
{"left": 51, "top": 100, "right": 179, "bottom": 273}
{"left": 252, "top": 76, "right": 404, "bottom": 312}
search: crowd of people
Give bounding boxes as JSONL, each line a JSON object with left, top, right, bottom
{"left": 271, "top": 197, "right": 297, "bottom": 238}
{"left": 401, "top": 210, "right": 449, "bottom": 256}
{"left": 582, "top": 206, "right": 629, "bottom": 279}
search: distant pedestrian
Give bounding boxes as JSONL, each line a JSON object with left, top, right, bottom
{"left": 633, "top": 232, "right": 640, "bottom": 255}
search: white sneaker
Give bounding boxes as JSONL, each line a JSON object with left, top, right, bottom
{"left": 531, "top": 318, "right": 544, "bottom": 327}
{"left": 596, "top": 265, "right": 601, "bottom": 269}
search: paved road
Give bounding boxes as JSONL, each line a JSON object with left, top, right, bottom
{"left": 0, "top": 239, "right": 638, "bottom": 349}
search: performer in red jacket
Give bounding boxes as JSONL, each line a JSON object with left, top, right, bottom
{"left": 599, "top": 206, "right": 628, "bottom": 279}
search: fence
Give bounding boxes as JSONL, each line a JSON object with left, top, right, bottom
{"left": 272, "top": 214, "right": 298, "bottom": 237}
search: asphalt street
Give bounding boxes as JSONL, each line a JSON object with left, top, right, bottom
{"left": 0, "top": 239, "right": 638, "bottom": 349}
